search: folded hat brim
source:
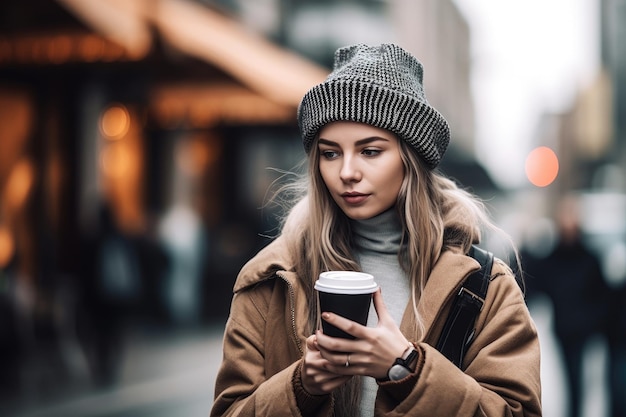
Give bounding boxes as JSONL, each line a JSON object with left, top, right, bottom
{"left": 298, "top": 79, "right": 450, "bottom": 169}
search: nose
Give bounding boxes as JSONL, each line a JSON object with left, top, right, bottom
{"left": 339, "top": 155, "right": 361, "bottom": 183}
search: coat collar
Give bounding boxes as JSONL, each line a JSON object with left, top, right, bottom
{"left": 233, "top": 235, "right": 296, "bottom": 293}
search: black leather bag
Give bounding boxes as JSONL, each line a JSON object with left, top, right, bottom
{"left": 436, "top": 245, "right": 494, "bottom": 368}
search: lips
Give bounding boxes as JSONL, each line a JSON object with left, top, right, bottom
{"left": 341, "top": 192, "right": 369, "bottom": 205}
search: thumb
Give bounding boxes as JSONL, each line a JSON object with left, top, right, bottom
{"left": 305, "top": 334, "right": 319, "bottom": 352}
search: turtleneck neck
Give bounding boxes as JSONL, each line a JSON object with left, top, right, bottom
{"left": 351, "top": 208, "right": 403, "bottom": 255}
{"left": 350, "top": 208, "right": 408, "bottom": 417}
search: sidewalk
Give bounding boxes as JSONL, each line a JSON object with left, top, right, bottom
{"left": 2, "top": 323, "right": 225, "bottom": 417}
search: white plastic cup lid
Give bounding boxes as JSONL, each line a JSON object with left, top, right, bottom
{"left": 315, "top": 271, "right": 378, "bottom": 295}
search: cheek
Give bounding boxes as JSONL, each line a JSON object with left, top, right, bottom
{"left": 319, "top": 162, "right": 349, "bottom": 207}
{"left": 387, "top": 177, "right": 403, "bottom": 200}
{"left": 318, "top": 163, "right": 334, "bottom": 188}
{"left": 385, "top": 163, "right": 405, "bottom": 189}
{"left": 382, "top": 166, "right": 404, "bottom": 201}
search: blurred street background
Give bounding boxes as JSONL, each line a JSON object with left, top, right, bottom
{"left": 1, "top": 1, "right": 625, "bottom": 416}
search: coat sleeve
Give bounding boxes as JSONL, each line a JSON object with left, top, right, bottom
{"left": 210, "top": 283, "right": 333, "bottom": 417}
{"left": 377, "top": 260, "right": 542, "bottom": 417}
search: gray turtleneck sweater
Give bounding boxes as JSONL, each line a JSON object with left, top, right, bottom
{"left": 351, "top": 208, "right": 410, "bottom": 416}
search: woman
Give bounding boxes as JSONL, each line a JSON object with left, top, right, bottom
{"left": 211, "top": 43, "right": 541, "bottom": 417}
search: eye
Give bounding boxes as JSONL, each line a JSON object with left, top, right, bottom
{"left": 362, "top": 148, "right": 381, "bottom": 157}
{"left": 320, "top": 149, "right": 340, "bottom": 159}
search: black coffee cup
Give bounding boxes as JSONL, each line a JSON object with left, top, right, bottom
{"left": 315, "top": 271, "right": 379, "bottom": 339}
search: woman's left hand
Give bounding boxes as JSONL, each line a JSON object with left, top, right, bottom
{"left": 315, "top": 288, "right": 413, "bottom": 380}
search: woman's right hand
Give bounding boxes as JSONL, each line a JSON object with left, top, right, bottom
{"left": 301, "top": 334, "right": 352, "bottom": 395}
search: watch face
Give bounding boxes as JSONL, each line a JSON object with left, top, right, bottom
{"left": 388, "top": 364, "right": 411, "bottom": 381}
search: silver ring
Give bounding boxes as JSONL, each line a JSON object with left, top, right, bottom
{"left": 345, "top": 354, "right": 350, "bottom": 367}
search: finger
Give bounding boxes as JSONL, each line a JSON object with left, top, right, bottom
{"left": 319, "top": 312, "right": 365, "bottom": 340}
{"left": 372, "top": 288, "right": 392, "bottom": 325}
{"left": 304, "top": 335, "right": 331, "bottom": 371}
{"left": 305, "top": 334, "right": 337, "bottom": 375}
{"left": 315, "top": 329, "right": 350, "bottom": 354}
{"left": 302, "top": 351, "right": 352, "bottom": 394}
{"left": 315, "top": 341, "right": 352, "bottom": 367}
{"left": 305, "top": 334, "right": 319, "bottom": 352}
{"left": 302, "top": 370, "right": 352, "bottom": 395}
{"left": 302, "top": 336, "right": 355, "bottom": 394}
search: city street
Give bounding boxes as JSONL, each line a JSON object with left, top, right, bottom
{"left": 1, "top": 300, "right": 610, "bottom": 417}
{"left": 1, "top": 323, "right": 226, "bottom": 417}
{"left": 0, "top": 2, "right": 621, "bottom": 417}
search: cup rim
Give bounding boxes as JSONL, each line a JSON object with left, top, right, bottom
{"left": 315, "top": 271, "right": 378, "bottom": 295}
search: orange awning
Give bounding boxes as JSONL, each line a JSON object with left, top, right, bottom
{"left": 56, "top": 0, "right": 329, "bottom": 107}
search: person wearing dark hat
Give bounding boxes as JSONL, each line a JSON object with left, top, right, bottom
{"left": 211, "top": 44, "right": 541, "bottom": 417}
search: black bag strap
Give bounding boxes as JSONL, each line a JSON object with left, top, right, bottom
{"left": 435, "top": 245, "right": 494, "bottom": 368}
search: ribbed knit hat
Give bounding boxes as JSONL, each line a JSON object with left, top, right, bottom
{"left": 298, "top": 43, "right": 450, "bottom": 169}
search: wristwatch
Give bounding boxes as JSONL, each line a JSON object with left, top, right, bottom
{"left": 387, "top": 345, "right": 418, "bottom": 381}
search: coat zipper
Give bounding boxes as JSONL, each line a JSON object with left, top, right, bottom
{"left": 275, "top": 271, "right": 303, "bottom": 354}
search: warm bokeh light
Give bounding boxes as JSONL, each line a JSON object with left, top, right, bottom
{"left": 0, "top": 90, "right": 33, "bottom": 180}
{"left": 79, "top": 34, "right": 106, "bottom": 62}
{"left": 4, "top": 158, "right": 36, "bottom": 210}
{"left": 100, "top": 104, "right": 130, "bottom": 139}
{"left": 0, "top": 32, "right": 142, "bottom": 65}
{"left": 100, "top": 141, "right": 131, "bottom": 178}
{"left": 99, "top": 105, "right": 145, "bottom": 234}
{"left": 525, "top": 146, "right": 559, "bottom": 187}
{"left": 47, "top": 35, "right": 73, "bottom": 64}
{"left": 0, "top": 224, "right": 15, "bottom": 268}
{"left": 176, "top": 135, "right": 221, "bottom": 177}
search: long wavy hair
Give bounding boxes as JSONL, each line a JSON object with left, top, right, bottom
{"left": 276, "top": 133, "right": 514, "bottom": 416}
{"left": 280, "top": 136, "right": 497, "bottom": 330}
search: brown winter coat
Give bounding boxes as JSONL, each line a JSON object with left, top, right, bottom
{"left": 210, "top": 235, "right": 542, "bottom": 417}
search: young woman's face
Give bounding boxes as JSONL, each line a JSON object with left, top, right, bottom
{"left": 317, "top": 121, "right": 405, "bottom": 220}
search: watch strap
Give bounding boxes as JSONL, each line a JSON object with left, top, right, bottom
{"left": 395, "top": 347, "right": 418, "bottom": 370}
{"left": 384, "top": 346, "right": 418, "bottom": 381}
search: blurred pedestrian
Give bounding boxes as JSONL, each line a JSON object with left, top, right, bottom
{"left": 0, "top": 252, "right": 20, "bottom": 401}
{"left": 525, "top": 195, "right": 609, "bottom": 417}
{"left": 78, "top": 203, "right": 142, "bottom": 386}
{"left": 211, "top": 43, "right": 541, "bottom": 417}
{"left": 607, "top": 281, "right": 626, "bottom": 417}
{"left": 158, "top": 203, "right": 206, "bottom": 325}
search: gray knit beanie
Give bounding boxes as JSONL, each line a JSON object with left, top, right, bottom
{"left": 297, "top": 43, "right": 450, "bottom": 169}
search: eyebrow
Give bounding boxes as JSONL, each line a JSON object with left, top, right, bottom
{"left": 317, "top": 136, "right": 390, "bottom": 147}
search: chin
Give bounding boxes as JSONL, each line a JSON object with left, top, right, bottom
{"left": 341, "top": 207, "right": 381, "bottom": 221}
